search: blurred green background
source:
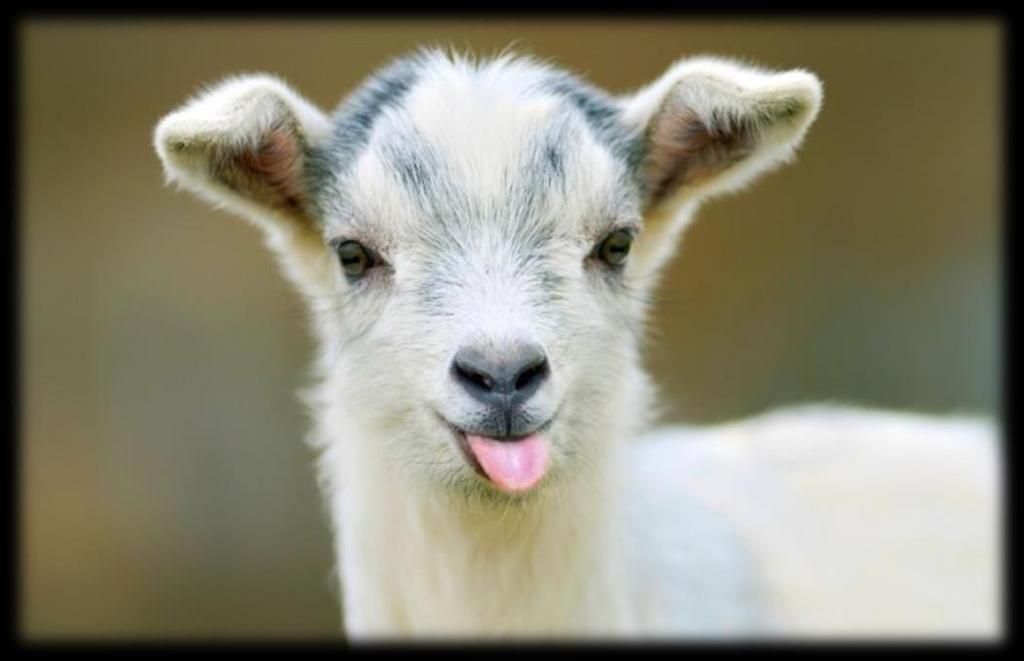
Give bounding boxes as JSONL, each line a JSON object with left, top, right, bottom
{"left": 20, "top": 19, "right": 1001, "bottom": 639}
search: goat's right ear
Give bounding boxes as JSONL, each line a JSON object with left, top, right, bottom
{"left": 154, "top": 74, "right": 335, "bottom": 297}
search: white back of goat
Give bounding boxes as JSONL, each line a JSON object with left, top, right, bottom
{"left": 154, "top": 50, "right": 999, "bottom": 639}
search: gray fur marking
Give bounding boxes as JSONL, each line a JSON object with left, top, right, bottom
{"left": 306, "top": 54, "right": 425, "bottom": 221}
{"left": 539, "top": 72, "right": 646, "bottom": 182}
{"left": 307, "top": 52, "right": 649, "bottom": 229}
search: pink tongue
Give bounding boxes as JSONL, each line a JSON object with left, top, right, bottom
{"left": 465, "top": 433, "right": 550, "bottom": 493}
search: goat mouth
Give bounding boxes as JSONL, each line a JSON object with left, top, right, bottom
{"left": 436, "top": 415, "right": 555, "bottom": 493}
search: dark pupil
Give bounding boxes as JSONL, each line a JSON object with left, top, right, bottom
{"left": 338, "top": 241, "right": 369, "bottom": 275}
{"left": 601, "top": 231, "right": 632, "bottom": 264}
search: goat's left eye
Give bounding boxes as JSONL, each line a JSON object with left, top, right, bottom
{"left": 596, "top": 229, "right": 634, "bottom": 266}
{"left": 336, "top": 240, "right": 376, "bottom": 278}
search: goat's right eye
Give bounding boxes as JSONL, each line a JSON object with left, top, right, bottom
{"left": 335, "top": 240, "right": 376, "bottom": 278}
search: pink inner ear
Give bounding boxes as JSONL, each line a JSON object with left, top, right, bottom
{"left": 647, "top": 107, "right": 711, "bottom": 200}
{"left": 239, "top": 127, "right": 304, "bottom": 209}
{"left": 646, "top": 96, "right": 753, "bottom": 205}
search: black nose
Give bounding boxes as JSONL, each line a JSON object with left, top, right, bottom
{"left": 451, "top": 343, "right": 550, "bottom": 409}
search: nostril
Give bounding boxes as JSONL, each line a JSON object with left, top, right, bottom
{"left": 455, "top": 361, "right": 495, "bottom": 392}
{"left": 514, "top": 357, "right": 550, "bottom": 392}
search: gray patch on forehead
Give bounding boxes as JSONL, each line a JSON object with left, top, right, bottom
{"left": 377, "top": 124, "right": 475, "bottom": 243}
{"left": 522, "top": 117, "right": 572, "bottom": 197}
{"left": 379, "top": 127, "right": 439, "bottom": 199}
{"left": 544, "top": 143, "right": 564, "bottom": 180}
{"left": 305, "top": 53, "right": 425, "bottom": 220}
{"left": 377, "top": 120, "right": 565, "bottom": 248}
{"left": 515, "top": 104, "right": 642, "bottom": 231}
{"left": 539, "top": 72, "right": 646, "bottom": 181}
{"left": 308, "top": 51, "right": 646, "bottom": 231}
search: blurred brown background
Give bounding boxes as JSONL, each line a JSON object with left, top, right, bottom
{"left": 20, "top": 19, "right": 1001, "bottom": 639}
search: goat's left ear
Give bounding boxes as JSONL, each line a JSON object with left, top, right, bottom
{"left": 621, "top": 56, "right": 823, "bottom": 212}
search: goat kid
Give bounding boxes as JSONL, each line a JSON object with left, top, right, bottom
{"left": 155, "top": 50, "right": 998, "bottom": 638}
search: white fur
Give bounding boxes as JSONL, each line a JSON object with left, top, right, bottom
{"left": 154, "top": 51, "right": 999, "bottom": 639}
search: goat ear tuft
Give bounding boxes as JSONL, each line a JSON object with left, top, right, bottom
{"left": 154, "top": 74, "right": 331, "bottom": 232}
{"left": 622, "top": 57, "right": 823, "bottom": 210}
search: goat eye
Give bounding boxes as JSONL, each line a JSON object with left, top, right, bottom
{"left": 596, "top": 229, "right": 634, "bottom": 266}
{"left": 336, "top": 240, "right": 375, "bottom": 278}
